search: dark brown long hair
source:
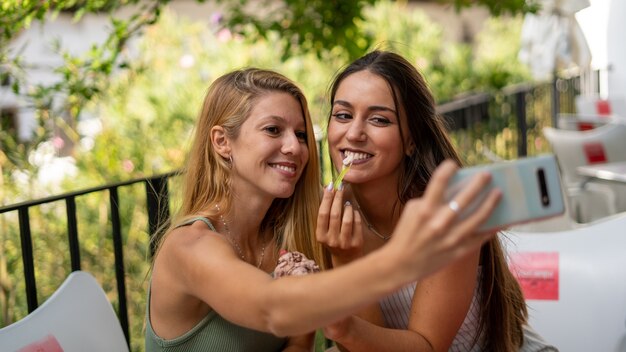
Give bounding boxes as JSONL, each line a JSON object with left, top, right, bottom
{"left": 328, "top": 50, "right": 527, "bottom": 351}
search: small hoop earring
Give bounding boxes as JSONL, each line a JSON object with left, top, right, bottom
{"left": 227, "top": 155, "right": 233, "bottom": 168}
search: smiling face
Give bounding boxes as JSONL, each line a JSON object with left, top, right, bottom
{"left": 228, "top": 92, "right": 309, "bottom": 201}
{"left": 328, "top": 70, "right": 412, "bottom": 188}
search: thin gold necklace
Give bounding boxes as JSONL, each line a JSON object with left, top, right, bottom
{"left": 355, "top": 203, "right": 392, "bottom": 241}
{"left": 216, "top": 205, "right": 266, "bottom": 268}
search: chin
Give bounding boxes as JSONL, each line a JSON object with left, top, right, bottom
{"left": 271, "top": 185, "right": 297, "bottom": 199}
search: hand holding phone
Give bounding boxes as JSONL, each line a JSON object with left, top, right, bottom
{"left": 445, "top": 155, "right": 565, "bottom": 232}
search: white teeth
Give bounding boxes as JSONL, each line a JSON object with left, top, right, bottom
{"left": 344, "top": 151, "right": 370, "bottom": 162}
{"left": 343, "top": 154, "right": 355, "bottom": 166}
{"left": 273, "top": 164, "right": 296, "bottom": 173}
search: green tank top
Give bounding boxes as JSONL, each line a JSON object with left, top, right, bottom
{"left": 145, "top": 217, "right": 287, "bottom": 352}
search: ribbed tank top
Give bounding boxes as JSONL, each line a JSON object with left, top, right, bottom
{"left": 145, "top": 217, "right": 286, "bottom": 352}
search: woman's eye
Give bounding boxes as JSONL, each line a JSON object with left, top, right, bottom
{"left": 332, "top": 112, "right": 352, "bottom": 121}
{"left": 370, "top": 116, "right": 392, "bottom": 126}
{"left": 264, "top": 126, "right": 280, "bottom": 135}
{"left": 295, "top": 131, "right": 308, "bottom": 142}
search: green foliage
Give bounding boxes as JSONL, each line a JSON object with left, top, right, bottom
{"left": 1, "top": 0, "right": 169, "bottom": 205}
{"left": 216, "top": 0, "right": 377, "bottom": 61}
{"left": 0, "top": 0, "right": 537, "bottom": 197}
{"left": 447, "top": 0, "right": 540, "bottom": 16}
{"left": 473, "top": 16, "right": 532, "bottom": 90}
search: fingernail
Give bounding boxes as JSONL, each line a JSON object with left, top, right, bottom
{"left": 344, "top": 200, "right": 351, "bottom": 207}
{"left": 338, "top": 182, "right": 344, "bottom": 191}
{"left": 326, "top": 182, "right": 333, "bottom": 192}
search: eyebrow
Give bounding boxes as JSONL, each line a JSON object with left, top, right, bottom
{"left": 333, "top": 100, "right": 397, "bottom": 115}
{"left": 260, "top": 115, "right": 306, "bottom": 129}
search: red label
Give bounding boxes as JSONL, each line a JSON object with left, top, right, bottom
{"left": 583, "top": 142, "right": 607, "bottom": 164}
{"left": 596, "top": 100, "right": 612, "bottom": 115}
{"left": 19, "top": 335, "right": 64, "bottom": 352}
{"left": 509, "top": 252, "right": 559, "bottom": 300}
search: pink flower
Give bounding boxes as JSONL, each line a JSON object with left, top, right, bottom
{"left": 122, "top": 159, "right": 134, "bottom": 173}
{"left": 52, "top": 136, "right": 64, "bottom": 149}
{"left": 273, "top": 251, "right": 320, "bottom": 278}
{"left": 217, "top": 28, "right": 232, "bottom": 42}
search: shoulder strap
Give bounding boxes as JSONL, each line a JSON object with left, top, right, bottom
{"left": 175, "top": 217, "right": 216, "bottom": 232}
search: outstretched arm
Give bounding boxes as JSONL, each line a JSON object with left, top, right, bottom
{"left": 153, "top": 160, "right": 501, "bottom": 337}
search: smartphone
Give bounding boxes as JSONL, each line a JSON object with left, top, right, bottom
{"left": 445, "top": 154, "right": 565, "bottom": 232}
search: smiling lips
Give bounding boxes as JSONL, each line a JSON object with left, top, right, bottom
{"left": 342, "top": 150, "right": 372, "bottom": 164}
{"left": 270, "top": 162, "right": 298, "bottom": 176}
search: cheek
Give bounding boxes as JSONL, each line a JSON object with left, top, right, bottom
{"left": 326, "top": 120, "right": 343, "bottom": 145}
{"left": 326, "top": 125, "right": 344, "bottom": 154}
{"left": 301, "top": 145, "right": 310, "bottom": 164}
{"left": 376, "top": 135, "right": 405, "bottom": 162}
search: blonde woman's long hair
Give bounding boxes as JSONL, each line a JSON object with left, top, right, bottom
{"left": 153, "top": 68, "right": 330, "bottom": 269}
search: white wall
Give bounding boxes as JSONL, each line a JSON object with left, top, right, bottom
{"left": 577, "top": 0, "right": 626, "bottom": 99}
{"left": 606, "top": 0, "right": 626, "bottom": 98}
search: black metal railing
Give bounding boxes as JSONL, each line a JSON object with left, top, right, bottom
{"left": 438, "top": 73, "right": 585, "bottom": 158}
{"left": 0, "top": 171, "right": 177, "bottom": 348}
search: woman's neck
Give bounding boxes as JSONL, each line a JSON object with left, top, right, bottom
{"left": 226, "top": 193, "right": 273, "bottom": 246}
{"left": 351, "top": 179, "right": 402, "bottom": 238}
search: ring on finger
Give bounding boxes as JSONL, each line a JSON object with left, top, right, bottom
{"left": 448, "top": 200, "right": 461, "bottom": 214}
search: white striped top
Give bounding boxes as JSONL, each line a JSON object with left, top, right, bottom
{"left": 379, "top": 272, "right": 483, "bottom": 351}
{"left": 379, "top": 271, "right": 559, "bottom": 351}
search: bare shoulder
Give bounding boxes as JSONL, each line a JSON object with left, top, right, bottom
{"left": 151, "top": 219, "right": 235, "bottom": 299}
{"left": 160, "top": 220, "right": 231, "bottom": 263}
{"left": 150, "top": 221, "right": 229, "bottom": 337}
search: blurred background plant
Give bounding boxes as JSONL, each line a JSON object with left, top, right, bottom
{"left": 1, "top": 1, "right": 543, "bottom": 350}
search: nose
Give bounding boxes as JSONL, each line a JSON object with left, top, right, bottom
{"left": 281, "top": 132, "right": 304, "bottom": 155}
{"left": 345, "top": 119, "right": 366, "bottom": 142}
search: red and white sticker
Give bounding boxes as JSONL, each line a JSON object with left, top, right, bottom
{"left": 509, "top": 252, "right": 559, "bottom": 301}
{"left": 19, "top": 334, "right": 64, "bottom": 352}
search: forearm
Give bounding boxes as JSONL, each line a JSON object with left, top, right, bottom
{"left": 333, "top": 316, "right": 433, "bottom": 352}
{"left": 260, "top": 247, "right": 412, "bottom": 336}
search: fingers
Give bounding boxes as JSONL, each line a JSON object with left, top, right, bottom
{"left": 316, "top": 183, "right": 363, "bottom": 260}
{"left": 454, "top": 188, "right": 502, "bottom": 236}
{"left": 423, "top": 161, "right": 493, "bottom": 231}
{"left": 439, "top": 189, "right": 501, "bottom": 260}
{"left": 387, "top": 161, "right": 504, "bottom": 283}
{"left": 326, "top": 186, "right": 346, "bottom": 246}
{"left": 316, "top": 184, "right": 355, "bottom": 246}
{"left": 339, "top": 201, "right": 354, "bottom": 248}
{"left": 422, "top": 160, "right": 459, "bottom": 204}
{"left": 351, "top": 209, "right": 364, "bottom": 248}
{"left": 444, "top": 171, "right": 492, "bottom": 216}
{"left": 316, "top": 184, "right": 335, "bottom": 242}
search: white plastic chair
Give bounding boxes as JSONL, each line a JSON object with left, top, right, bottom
{"left": 543, "top": 124, "right": 626, "bottom": 222}
{"left": 0, "top": 271, "right": 129, "bottom": 352}
{"left": 557, "top": 113, "right": 612, "bottom": 131}
{"left": 575, "top": 95, "right": 626, "bottom": 117}
{"left": 505, "top": 212, "right": 626, "bottom": 352}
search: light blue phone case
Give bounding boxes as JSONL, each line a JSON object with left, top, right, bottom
{"left": 445, "top": 154, "right": 565, "bottom": 231}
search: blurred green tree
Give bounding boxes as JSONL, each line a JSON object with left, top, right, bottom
{"left": 0, "top": 0, "right": 537, "bottom": 201}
